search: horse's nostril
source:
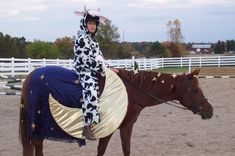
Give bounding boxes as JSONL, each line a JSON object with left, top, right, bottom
{"left": 209, "top": 110, "right": 213, "bottom": 117}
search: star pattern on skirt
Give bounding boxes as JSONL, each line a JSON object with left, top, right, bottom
{"left": 75, "top": 79, "right": 80, "bottom": 84}
{"left": 40, "top": 75, "right": 45, "bottom": 81}
{"left": 31, "top": 123, "right": 36, "bottom": 131}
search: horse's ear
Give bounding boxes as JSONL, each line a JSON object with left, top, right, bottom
{"left": 187, "top": 68, "right": 200, "bottom": 80}
{"left": 194, "top": 68, "right": 200, "bottom": 75}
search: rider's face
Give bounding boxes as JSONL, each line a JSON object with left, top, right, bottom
{"left": 87, "top": 21, "right": 97, "bottom": 33}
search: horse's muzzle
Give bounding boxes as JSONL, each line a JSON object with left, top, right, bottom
{"left": 200, "top": 105, "right": 213, "bottom": 120}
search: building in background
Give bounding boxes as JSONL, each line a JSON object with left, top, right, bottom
{"left": 191, "top": 44, "right": 212, "bottom": 54}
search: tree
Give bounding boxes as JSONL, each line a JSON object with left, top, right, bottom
{"left": 96, "top": 20, "right": 120, "bottom": 42}
{"left": 96, "top": 20, "right": 121, "bottom": 59}
{"left": 14, "top": 37, "right": 27, "bottom": 58}
{"left": 0, "top": 34, "right": 18, "bottom": 57}
{"left": 147, "top": 41, "right": 168, "bottom": 57}
{"left": 226, "top": 40, "right": 235, "bottom": 52}
{"left": 166, "top": 19, "right": 184, "bottom": 43}
{"left": 162, "top": 41, "right": 187, "bottom": 57}
{"left": 26, "top": 40, "right": 61, "bottom": 59}
{"left": 166, "top": 19, "right": 185, "bottom": 57}
{"left": 0, "top": 32, "right": 27, "bottom": 58}
{"left": 119, "top": 42, "right": 133, "bottom": 58}
{"left": 54, "top": 37, "right": 74, "bottom": 59}
{"left": 214, "top": 40, "right": 225, "bottom": 54}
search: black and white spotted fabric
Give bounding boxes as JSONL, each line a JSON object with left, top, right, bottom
{"left": 74, "top": 12, "right": 107, "bottom": 125}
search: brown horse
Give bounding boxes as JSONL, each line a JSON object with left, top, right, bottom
{"left": 19, "top": 68, "right": 213, "bottom": 156}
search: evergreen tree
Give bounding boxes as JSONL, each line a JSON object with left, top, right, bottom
{"left": 0, "top": 32, "right": 27, "bottom": 58}
{"left": 226, "top": 40, "right": 235, "bottom": 52}
{"left": 214, "top": 40, "right": 225, "bottom": 54}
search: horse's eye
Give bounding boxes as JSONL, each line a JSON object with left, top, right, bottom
{"left": 193, "top": 89, "right": 199, "bottom": 93}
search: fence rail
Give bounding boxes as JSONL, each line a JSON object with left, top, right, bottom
{"left": 1, "top": 56, "right": 235, "bottom": 77}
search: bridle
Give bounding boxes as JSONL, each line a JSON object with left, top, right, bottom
{"left": 118, "top": 72, "right": 207, "bottom": 112}
{"left": 178, "top": 76, "right": 208, "bottom": 114}
{"left": 181, "top": 87, "right": 208, "bottom": 114}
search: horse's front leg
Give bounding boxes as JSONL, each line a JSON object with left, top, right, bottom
{"left": 120, "top": 124, "right": 134, "bottom": 156}
{"left": 97, "top": 133, "right": 113, "bottom": 156}
{"left": 32, "top": 138, "right": 44, "bottom": 156}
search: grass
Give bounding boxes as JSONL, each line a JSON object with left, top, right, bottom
{"left": 153, "top": 67, "right": 189, "bottom": 74}
{"left": 192, "top": 66, "right": 235, "bottom": 75}
{"left": 153, "top": 66, "right": 235, "bottom": 75}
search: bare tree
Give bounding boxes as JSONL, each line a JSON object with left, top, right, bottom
{"left": 166, "top": 19, "right": 184, "bottom": 43}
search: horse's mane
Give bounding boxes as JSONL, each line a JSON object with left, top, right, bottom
{"left": 118, "top": 70, "right": 181, "bottom": 97}
{"left": 118, "top": 69, "right": 201, "bottom": 99}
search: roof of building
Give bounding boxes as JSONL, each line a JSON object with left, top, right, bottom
{"left": 192, "top": 44, "right": 211, "bottom": 48}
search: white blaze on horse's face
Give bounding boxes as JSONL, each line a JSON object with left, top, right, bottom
{"left": 180, "top": 69, "right": 213, "bottom": 120}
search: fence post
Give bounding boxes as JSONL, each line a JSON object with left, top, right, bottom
{"left": 161, "top": 58, "right": 164, "bottom": 68}
{"left": 144, "top": 58, "right": 147, "bottom": 70}
{"left": 56, "top": 58, "right": 59, "bottom": 66}
{"left": 132, "top": 56, "right": 135, "bottom": 70}
{"left": 28, "top": 58, "right": 33, "bottom": 73}
{"left": 199, "top": 56, "right": 202, "bottom": 67}
{"left": 180, "top": 57, "right": 183, "bottom": 67}
{"left": 218, "top": 55, "right": 221, "bottom": 67}
{"left": 69, "top": 59, "right": 73, "bottom": 69}
{"left": 11, "top": 57, "right": 15, "bottom": 77}
{"left": 188, "top": 57, "right": 192, "bottom": 73}
{"left": 42, "top": 58, "right": 46, "bottom": 67}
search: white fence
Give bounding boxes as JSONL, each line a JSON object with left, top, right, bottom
{"left": 1, "top": 56, "right": 235, "bottom": 77}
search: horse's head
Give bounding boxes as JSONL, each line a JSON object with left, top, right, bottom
{"left": 178, "top": 69, "right": 213, "bottom": 120}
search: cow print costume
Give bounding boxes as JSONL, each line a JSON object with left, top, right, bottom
{"left": 74, "top": 10, "right": 107, "bottom": 125}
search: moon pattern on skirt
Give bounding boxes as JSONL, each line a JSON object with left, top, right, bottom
{"left": 49, "top": 68, "right": 128, "bottom": 139}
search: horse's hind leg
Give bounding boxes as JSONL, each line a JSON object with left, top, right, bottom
{"left": 97, "top": 133, "right": 113, "bottom": 156}
{"left": 32, "top": 138, "right": 44, "bottom": 156}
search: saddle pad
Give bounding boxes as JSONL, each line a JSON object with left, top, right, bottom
{"left": 49, "top": 68, "right": 128, "bottom": 139}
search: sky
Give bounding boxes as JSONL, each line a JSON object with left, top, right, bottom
{"left": 0, "top": 0, "right": 235, "bottom": 43}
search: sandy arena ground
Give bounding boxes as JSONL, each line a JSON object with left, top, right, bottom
{"left": 0, "top": 78, "right": 235, "bottom": 156}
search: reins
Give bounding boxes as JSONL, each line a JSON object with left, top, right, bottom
{"left": 118, "top": 72, "right": 188, "bottom": 110}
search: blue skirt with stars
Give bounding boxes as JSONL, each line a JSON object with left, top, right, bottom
{"left": 28, "top": 66, "right": 85, "bottom": 146}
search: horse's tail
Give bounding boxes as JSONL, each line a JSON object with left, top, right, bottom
{"left": 19, "top": 72, "right": 34, "bottom": 155}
